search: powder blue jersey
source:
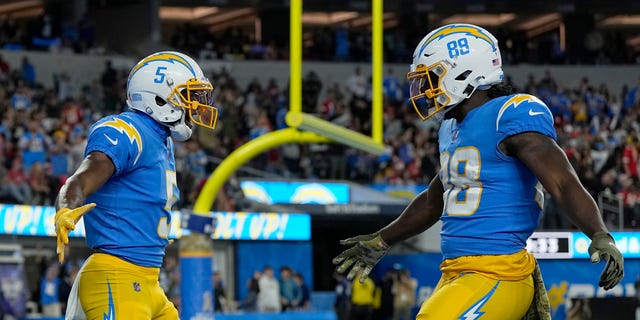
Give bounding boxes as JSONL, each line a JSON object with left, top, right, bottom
{"left": 438, "top": 94, "right": 557, "bottom": 260}
{"left": 84, "top": 111, "right": 178, "bottom": 267}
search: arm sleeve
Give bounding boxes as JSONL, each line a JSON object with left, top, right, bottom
{"left": 84, "top": 125, "right": 137, "bottom": 176}
{"left": 496, "top": 98, "right": 557, "bottom": 144}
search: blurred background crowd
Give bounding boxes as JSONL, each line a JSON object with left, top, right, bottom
{"left": 1, "top": 53, "right": 640, "bottom": 230}
{"left": 0, "top": 8, "right": 639, "bottom": 65}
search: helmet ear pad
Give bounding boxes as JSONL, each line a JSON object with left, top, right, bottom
{"left": 127, "top": 91, "right": 183, "bottom": 124}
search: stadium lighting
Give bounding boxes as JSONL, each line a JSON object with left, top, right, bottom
{"left": 285, "top": 112, "right": 386, "bottom": 155}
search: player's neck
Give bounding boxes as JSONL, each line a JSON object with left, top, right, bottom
{"left": 451, "top": 91, "right": 491, "bottom": 123}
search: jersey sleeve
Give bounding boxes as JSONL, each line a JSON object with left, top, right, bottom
{"left": 85, "top": 119, "right": 141, "bottom": 176}
{"left": 495, "top": 94, "right": 557, "bottom": 144}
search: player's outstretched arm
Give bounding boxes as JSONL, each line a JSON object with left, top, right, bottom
{"left": 501, "top": 131, "right": 624, "bottom": 290}
{"left": 56, "top": 151, "right": 114, "bottom": 210}
{"left": 332, "top": 175, "right": 444, "bottom": 282}
{"left": 55, "top": 151, "right": 114, "bottom": 262}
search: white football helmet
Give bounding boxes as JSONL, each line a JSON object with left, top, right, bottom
{"left": 407, "top": 24, "right": 503, "bottom": 121}
{"left": 126, "top": 51, "right": 218, "bottom": 141}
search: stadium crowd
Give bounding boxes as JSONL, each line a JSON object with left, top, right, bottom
{"left": 1, "top": 10, "right": 637, "bottom": 64}
{"left": 1, "top": 53, "right": 640, "bottom": 229}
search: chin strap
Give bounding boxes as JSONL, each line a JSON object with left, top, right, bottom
{"left": 170, "top": 122, "right": 192, "bottom": 141}
{"left": 167, "top": 110, "right": 192, "bottom": 141}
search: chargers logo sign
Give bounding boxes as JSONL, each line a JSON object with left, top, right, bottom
{"left": 240, "top": 181, "right": 273, "bottom": 204}
{"left": 240, "top": 181, "right": 349, "bottom": 205}
{"left": 291, "top": 183, "right": 338, "bottom": 204}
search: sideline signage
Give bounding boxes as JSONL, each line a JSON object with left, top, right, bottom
{"left": 0, "top": 204, "right": 311, "bottom": 241}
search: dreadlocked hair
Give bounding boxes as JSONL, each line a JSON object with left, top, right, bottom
{"left": 486, "top": 84, "right": 515, "bottom": 99}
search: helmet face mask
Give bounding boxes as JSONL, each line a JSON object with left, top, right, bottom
{"left": 407, "top": 62, "right": 451, "bottom": 121}
{"left": 169, "top": 79, "right": 218, "bottom": 129}
{"left": 126, "top": 51, "right": 218, "bottom": 140}
{"left": 407, "top": 24, "right": 504, "bottom": 122}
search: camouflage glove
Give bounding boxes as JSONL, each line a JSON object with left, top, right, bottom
{"left": 588, "top": 231, "right": 624, "bottom": 290}
{"left": 55, "top": 203, "right": 96, "bottom": 263}
{"left": 333, "top": 232, "right": 389, "bottom": 283}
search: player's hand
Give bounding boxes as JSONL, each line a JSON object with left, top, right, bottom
{"left": 588, "top": 231, "right": 624, "bottom": 290}
{"left": 55, "top": 203, "right": 96, "bottom": 263}
{"left": 333, "top": 232, "right": 389, "bottom": 283}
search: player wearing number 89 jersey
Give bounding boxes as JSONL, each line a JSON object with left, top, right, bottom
{"left": 54, "top": 51, "right": 218, "bottom": 320}
{"left": 333, "top": 23, "right": 623, "bottom": 320}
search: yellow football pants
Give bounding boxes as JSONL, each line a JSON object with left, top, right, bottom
{"left": 416, "top": 272, "right": 534, "bottom": 320}
{"left": 78, "top": 253, "right": 178, "bottom": 320}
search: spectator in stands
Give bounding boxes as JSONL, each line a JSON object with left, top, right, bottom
{"left": 5, "top": 157, "right": 31, "bottom": 204}
{"left": 59, "top": 263, "right": 79, "bottom": 314}
{"left": 213, "top": 271, "right": 227, "bottom": 312}
{"left": 302, "top": 71, "right": 323, "bottom": 114}
{"left": 383, "top": 68, "right": 403, "bottom": 103}
{"left": 21, "top": 56, "right": 35, "bottom": 86}
{"left": 27, "top": 162, "right": 50, "bottom": 205}
{"left": 374, "top": 268, "right": 395, "bottom": 320}
{"left": 334, "top": 26, "right": 350, "bottom": 61}
{"left": 11, "top": 83, "right": 32, "bottom": 110}
{"left": 100, "top": 59, "right": 118, "bottom": 111}
{"left": 199, "top": 41, "right": 217, "bottom": 60}
{"left": 258, "top": 266, "right": 281, "bottom": 312}
{"left": 168, "top": 266, "right": 181, "bottom": 313}
{"left": 345, "top": 66, "right": 369, "bottom": 128}
{"left": 19, "top": 119, "right": 49, "bottom": 170}
{"left": 159, "top": 255, "right": 178, "bottom": 294}
{"left": 622, "top": 135, "right": 639, "bottom": 185}
{"left": 239, "top": 270, "right": 261, "bottom": 312}
{"left": 279, "top": 266, "right": 301, "bottom": 311}
{"left": 618, "top": 174, "right": 640, "bottom": 228}
{"left": 182, "top": 138, "right": 208, "bottom": 203}
{"left": 40, "top": 263, "right": 62, "bottom": 317}
{"left": 56, "top": 72, "right": 74, "bottom": 101}
{"left": 334, "top": 272, "right": 351, "bottom": 320}
{"left": 294, "top": 273, "right": 311, "bottom": 310}
{"left": 49, "top": 129, "right": 70, "bottom": 178}
{"left": 350, "top": 269, "right": 376, "bottom": 320}
{"left": 0, "top": 54, "right": 9, "bottom": 83}
{"left": 392, "top": 269, "right": 417, "bottom": 320}
{"left": 0, "top": 163, "right": 9, "bottom": 202}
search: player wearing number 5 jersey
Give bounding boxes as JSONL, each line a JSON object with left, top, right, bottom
{"left": 333, "top": 24, "right": 624, "bottom": 320}
{"left": 54, "top": 51, "right": 218, "bottom": 320}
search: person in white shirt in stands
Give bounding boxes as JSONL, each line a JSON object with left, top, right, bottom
{"left": 257, "top": 266, "right": 281, "bottom": 312}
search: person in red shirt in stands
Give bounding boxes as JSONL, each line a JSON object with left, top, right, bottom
{"left": 5, "top": 157, "right": 31, "bottom": 204}
{"left": 622, "top": 135, "right": 639, "bottom": 185}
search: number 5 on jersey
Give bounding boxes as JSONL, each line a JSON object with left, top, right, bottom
{"left": 440, "top": 147, "right": 482, "bottom": 216}
{"left": 164, "top": 170, "right": 178, "bottom": 210}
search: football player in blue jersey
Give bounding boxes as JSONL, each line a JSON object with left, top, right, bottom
{"left": 54, "top": 51, "right": 218, "bottom": 320}
{"left": 333, "top": 24, "right": 624, "bottom": 319}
